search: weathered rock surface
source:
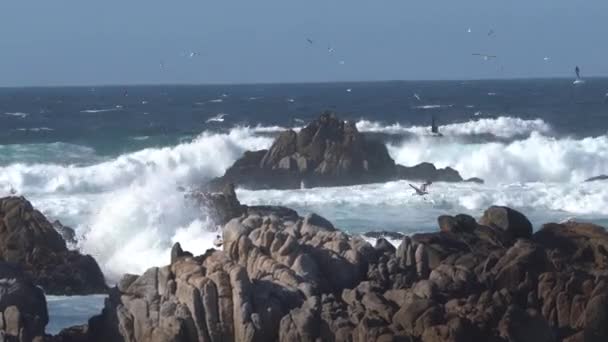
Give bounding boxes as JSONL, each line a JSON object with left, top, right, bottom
{"left": 584, "top": 175, "right": 608, "bottom": 182}
{"left": 0, "top": 262, "right": 48, "bottom": 341}
{"left": 208, "top": 113, "right": 476, "bottom": 190}
{"left": 72, "top": 204, "right": 608, "bottom": 342}
{"left": 0, "top": 196, "right": 107, "bottom": 295}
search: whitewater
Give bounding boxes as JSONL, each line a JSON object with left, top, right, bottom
{"left": 2, "top": 117, "right": 608, "bottom": 281}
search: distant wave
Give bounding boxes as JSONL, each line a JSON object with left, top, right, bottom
{"left": 130, "top": 136, "right": 150, "bottom": 141}
{"left": 356, "top": 116, "right": 551, "bottom": 138}
{"left": 80, "top": 107, "right": 123, "bottom": 114}
{"left": 208, "top": 99, "right": 223, "bottom": 103}
{"left": 4, "top": 112, "right": 29, "bottom": 118}
{"left": 413, "top": 104, "right": 454, "bottom": 109}
{"left": 15, "top": 127, "right": 54, "bottom": 132}
{"left": 206, "top": 113, "right": 228, "bottom": 123}
{"left": 251, "top": 125, "right": 303, "bottom": 133}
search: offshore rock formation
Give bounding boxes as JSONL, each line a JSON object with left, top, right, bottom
{"left": 0, "top": 197, "right": 107, "bottom": 295}
{"left": 208, "top": 112, "right": 472, "bottom": 190}
{"left": 77, "top": 203, "right": 608, "bottom": 341}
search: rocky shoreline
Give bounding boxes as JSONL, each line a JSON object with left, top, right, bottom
{"left": 0, "top": 190, "right": 605, "bottom": 341}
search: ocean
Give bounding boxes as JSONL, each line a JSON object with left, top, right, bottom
{"left": 2, "top": 79, "right": 608, "bottom": 286}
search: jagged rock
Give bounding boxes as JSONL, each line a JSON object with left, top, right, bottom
{"left": 52, "top": 220, "right": 77, "bottom": 245}
{"left": 208, "top": 112, "right": 473, "bottom": 190}
{"left": 0, "top": 197, "right": 107, "bottom": 295}
{"left": 395, "top": 162, "right": 463, "bottom": 183}
{"left": 61, "top": 203, "right": 608, "bottom": 342}
{"left": 464, "top": 177, "right": 485, "bottom": 184}
{"left": 363, "top": 231, "right": 404, "bottom": 241}
{"left": 0, "top": 262, "right": 47, "bottom": 341}
{"left": 584, "top": 175, "right": 608, "bottom": 182}
{"left": 479, "top": 206, "right": 533, "bottom": 243}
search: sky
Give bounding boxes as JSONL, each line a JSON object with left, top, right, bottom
{"left": 0, "top": 0, "right": 607, "bottom": 86}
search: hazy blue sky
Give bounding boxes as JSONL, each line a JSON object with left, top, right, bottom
{"left": 1, "top": 0, "right": 607, "bottom": 86}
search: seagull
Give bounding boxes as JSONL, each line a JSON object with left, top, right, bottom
{"left": 472, "top": 53, "right": 497, "bottom": 61}
{"left": 188, "top": 52, "right": 199, "bottom": 58}
{"left": 409, "top": 181, "right": 432, "bottom": 196}
{"left": 467, "top": 28, "right": 472, "bottom": 33}
{"left": 328, "top": 46, "right": 335, "bottom": 53}
{"left": 346, "top": 88, "right": 352, "bottom": 93}
{"left": 574, "top": 66, "right": 586, "bottom": 85}
{"left": 543, "top": 57, "right": 550, "bottom": 61}
{"left": 206, "top": 113, "right": 227, "bottom": 123}
{"left": 488, "top": 29, "right": 495, "bottom": 37}
{"left": 413, "top": 93, "right": 422, "bottom": 101}
{"left": 306, "top": 38, "right": 313, "bottom": 45}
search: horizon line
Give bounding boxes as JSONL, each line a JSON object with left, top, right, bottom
{"left": 1, "top": 76, "right": 606, "bottom": 89}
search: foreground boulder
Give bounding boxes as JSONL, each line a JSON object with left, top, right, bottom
{"left": 0, "top": 197, "right": 107, "bottom": 295}
{"left": 69, "top": 205, "right": 608, "bottom": 341}
{"left": 209, "top": 112, "right": 470, "bottom": 190}
{"left": 0, "top": 262, "right": 48, "bottom": 341}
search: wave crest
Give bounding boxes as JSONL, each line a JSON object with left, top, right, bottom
{"left": 356, "top": 116, "right": 551, "bottom": 138}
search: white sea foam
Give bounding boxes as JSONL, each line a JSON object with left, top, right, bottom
{"left": 413, "top": 104, "right": 454, "bottom": 109}
{"left": 206, "top": 113, "right": 228, "bottom": 123}
{"left": 15, "top": 127, "right": 54, "bottom": 132}
{"left": 5, "top": 121, "right": 608, "bottom": 282}
{"left": 4, "top": 112, "right": 29, "bottom": 118}
{"left": 356, "top": 116, "right": 551, "bottom": 138}
{"left": 0, "top": 128, "right": 273, "bottom": 280}
{"left": 80, "top": 108, "right": 122, "bottom": 114}
{"left": 388, "top": 132, "right": 608, "bottom": 183}
{"left": 237, "top": 180, "right": 608, "bottom": 228}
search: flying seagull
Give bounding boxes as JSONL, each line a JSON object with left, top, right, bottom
{"left": 328, "top": 46, "right": 335, "bottom": 53}
{"left": 488, "top": 29, "right": 495, "bottom": 37}
{"left": 189, "top": 52, "right": 200, "bottom": 58}
{"left": 409, "top": 181, "right": 432, "bottom": 196}
{"left": 413, "top": 93, "right": 422, "bottom": 101}
{"left": 306, "top": 38, "right": 313, "bottom": 45}
{"left": 472, "top": 53, "right": 497, "bottom": 61}
{"left": 543, "top": 57, "right": 550, "bottom": 61}
{"left": 467, "top": 28, "right": 472, "bottom": 33}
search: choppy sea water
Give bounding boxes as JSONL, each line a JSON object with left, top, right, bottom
{"left": 1, "top": 79, "right": 608, "bottom": 284}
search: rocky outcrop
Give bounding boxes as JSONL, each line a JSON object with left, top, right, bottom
{"left": 208, "top": 113, "right": 474, "bottom": 190}
{"left": 0, "top": 197, "right": 107, "bottom": 295}
{"left": 584, "top": 175, "right": 608, "bottom": 182}
{"left": 188, "top": 183, "right": 299, "bottom": 226}
{"left": 76, "top": 204, "right": 608, "bottom": 342}
{"left": 0, "top": 262, "right": 48, "bottom": 341}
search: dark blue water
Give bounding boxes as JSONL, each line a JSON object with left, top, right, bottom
{"left": 2, "top": 79, "right": 607, "bottom": 158}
